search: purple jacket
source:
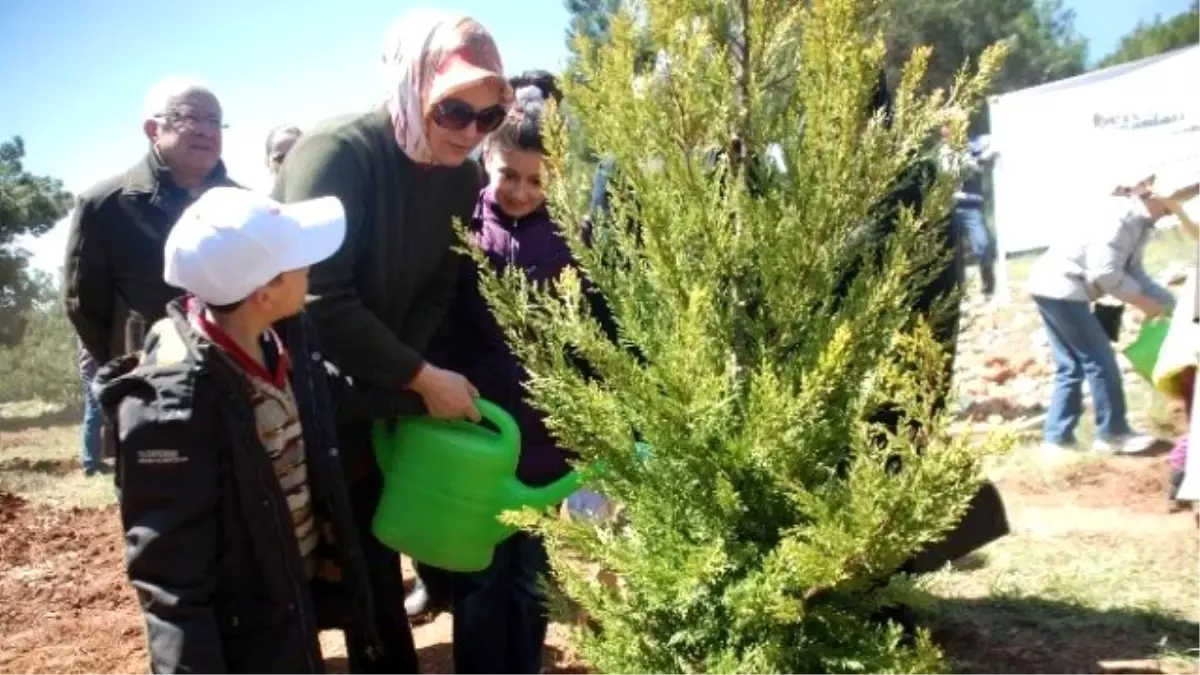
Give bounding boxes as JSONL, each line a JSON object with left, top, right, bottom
{"left": 440, "top": 187, "right": 577, "bottom": 486}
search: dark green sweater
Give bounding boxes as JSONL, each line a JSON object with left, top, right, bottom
{"left": 272, "top": 108, "right": 481, "bottom": 391}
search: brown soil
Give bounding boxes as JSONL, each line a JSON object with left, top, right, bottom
{"left": 0, "top": 449, "right": 1192, "bottom": 674}
{"left": 0, "top": 490, "right": 587, "bottom": 674}
{"left": 0, "top": 492, "right": 145, "bottom": 674}
{"left": 1001, "top": 453, "right": 1178, "bottom": 514}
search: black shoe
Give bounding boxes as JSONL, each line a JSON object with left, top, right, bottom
{"left": 871, "top": 604, "right": 919, "bottom": 647}
{"left": 83, "top": 463, "right": 113, "bottom": 477}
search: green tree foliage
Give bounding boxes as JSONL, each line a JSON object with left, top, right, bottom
{"left": 0, "top": 291, "right": 78, "bottom": 405}
{"left": 480, "top": 0, "right": 1007, "bottom": 671}
{"left": 1096, "top": 0, "right": 1198, "bottom": 69}
{"left": 0, "top": 136, "right": 72, "bottom": 346}
{"left": 566, "top": 0, "right": 1085, "bottom": 96}
{"left": 565, "top": 0, "right": 658, "bottom": 73}
{"left": 875, "top": 0, "right": 1086, "bottom": 97}
{"left": 566, "top": 0, "right": 622, "bottom": 51}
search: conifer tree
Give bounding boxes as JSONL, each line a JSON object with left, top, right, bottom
{"left": 473, "top": 0, "right": 1006, "bottom": 671}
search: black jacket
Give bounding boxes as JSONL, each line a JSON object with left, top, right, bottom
{"left": 63, "top": 152, "right": 238, "bottom": 364}
{"left": 96, "top": 301, "right": 400, "bottom": 673}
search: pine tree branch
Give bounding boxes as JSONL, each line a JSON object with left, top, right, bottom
{"left": 730, "top": 0, "right": 752, "bottom": 181}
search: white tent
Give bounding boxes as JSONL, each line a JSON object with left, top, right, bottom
{"left": 988, "top": 44, "right": 1199, "bottom": 298}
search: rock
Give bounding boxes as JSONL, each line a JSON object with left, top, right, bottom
{"left": 984, "top": 366, "right": 1017, "bottom": 385}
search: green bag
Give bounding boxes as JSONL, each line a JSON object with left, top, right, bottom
{"left": 1122, "top": 317, "right": 1170, "bottom": 383}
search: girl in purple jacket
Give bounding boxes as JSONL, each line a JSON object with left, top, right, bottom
{"left": 442, "top": 80, "right": 576, "bottom": 674}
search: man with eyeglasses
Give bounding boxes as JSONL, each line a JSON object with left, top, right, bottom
{"left": 64, "top": 75, "right": 238, "bottom": 372}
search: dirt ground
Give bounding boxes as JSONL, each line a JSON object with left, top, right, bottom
{"left": 0, "top": 493, "right": 145, "bottom": 674}
{"left": 1, "top": 448, "right": 1195, "bottom": 674}
{"left": 0, "top": 488, "right": 586, "bottom": 674}
{"left": 1, "top": 251, "right": 1197, "bottom": 674}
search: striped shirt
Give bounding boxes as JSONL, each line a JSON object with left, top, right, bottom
{"left": 190, "top": 302, "right": 318, "bottom": 574}
{"left": 244, "top": 371, "right": 319, "bottom": 570}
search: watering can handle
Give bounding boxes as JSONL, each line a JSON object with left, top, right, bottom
{"left": 470, "top": 398, "right": 521, "bottom": 445}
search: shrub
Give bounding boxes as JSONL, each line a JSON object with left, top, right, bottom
{"left": 473, "top": 0, "right": 1008, "bottom": 672}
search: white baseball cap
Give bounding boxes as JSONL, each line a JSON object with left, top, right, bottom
{"left": 165, "top": 187, "right": 346, "bottom": 306}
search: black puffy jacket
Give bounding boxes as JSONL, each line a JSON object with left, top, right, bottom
{"left": 96, "top": 301, "right": 409, "bottom": 673}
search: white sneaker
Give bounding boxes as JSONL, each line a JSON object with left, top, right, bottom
{"left": 1040, "top": 440, "right": 1079, "bottom": 456}
{"left": 1094, "top": 433, "right": 1158, "bottom": 455}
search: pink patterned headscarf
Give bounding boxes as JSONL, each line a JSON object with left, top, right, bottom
{"left": 380, "top": 9, "right": 507, "bottom": 164}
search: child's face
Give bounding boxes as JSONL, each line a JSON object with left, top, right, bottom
{"left": 253, "top": 268, "right": 309, "bottom": 321}
{"left": 485, "top": 146, "right": 545, "bottom": 219}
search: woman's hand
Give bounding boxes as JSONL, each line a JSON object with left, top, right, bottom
{"left": 409, "top": 363, "right": 481, "bottom": 422}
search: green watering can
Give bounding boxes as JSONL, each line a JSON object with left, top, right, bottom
{"left": 1123, "top": 317, "right": 1170, "bottom": 383}
{"left": 371, "top": 398, "right": 581, "bottom": 572}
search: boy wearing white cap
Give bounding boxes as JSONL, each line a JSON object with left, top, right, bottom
{"left": 95, "top": 187, "right": 393, "bottom": 673}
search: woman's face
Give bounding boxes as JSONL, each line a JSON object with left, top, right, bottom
{"left": 425, "top": 80, "right": 507, "bottom": 166}
{"left": 485, "top": 146, "right": 545, "bottom": 218}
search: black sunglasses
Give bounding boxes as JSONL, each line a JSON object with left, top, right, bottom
{"left": 431, "top": 98, "right": 508, "bottom": 133}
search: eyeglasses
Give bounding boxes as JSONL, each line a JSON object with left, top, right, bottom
{"left": 430, "top": 98, "right": 507, "bottom": 133}
{"left": 155, "top": 112, "right": 228, "bottom": 130}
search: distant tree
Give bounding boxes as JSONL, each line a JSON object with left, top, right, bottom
{"left": 565, "top": 0, "right": 621, "bottom": 48}
{"left": 568, "top": 0, "right": 1085, "bottom": 101}
{"left": 875, "top": 0, "right": 1087, "bottom": 97}
{"left": 0, "top": 136, "right": 72, "bottom": 346}
{"left": 1096, "top": 1, "right": 1198, "bottom": 69}
{"left": 565, "top": 0, "right": 656, "bottom": 73}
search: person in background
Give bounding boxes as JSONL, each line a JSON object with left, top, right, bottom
{"left": 1026, "top": 175, "right": 1178, "bottom": 455}
{"left": 271, "top": 10, "right": 510, "bottom": 672}
{"left": 76, "top": 340, "right": 106, "bottom": 476}
{"left": 1168, "top": 368, "right": 1196, "bottom": 508}
{"left": 95, "top": 187, "right": 381, "bottom": 673}
{"left": 1147, "top": 184, "right": 1200, "bottom": 508}
{"left": 64, "top": 75, "right": 237, "bottom": 368}
{"left": 938, "top": 123, "right": 997, "bottom": 302}
{"left": 442, "top": 81, "right": 579, "bottom": 675}
{"left": 509, "top": 69, "right": 562, "bottom": 102}
{"left": 266, "top": 124, "right": 303, "bottom": 176}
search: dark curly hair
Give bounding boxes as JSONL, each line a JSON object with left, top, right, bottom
{"left": 485, "top": 84, "right": 548, "bottom": 155}
{"left": 508, "top": 69, "right": 561, "bottom": 105}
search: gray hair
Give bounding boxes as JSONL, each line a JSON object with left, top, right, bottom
{"left": 141, "top": 75, "right": 216, "bottom": 122}
{"left": 265, "top": 125, "right": 303, "bottom": 155}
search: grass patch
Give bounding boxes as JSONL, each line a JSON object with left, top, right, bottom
{"left": 917, "top": 442, "right": 1199, "bottom": 674}
{"left": 0, "top": 403, "right": 114, "bottom": 510}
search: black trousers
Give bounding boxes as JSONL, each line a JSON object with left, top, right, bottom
{"left": 343, "top": 466, "right": 421, "bottom": 674}
{"left": 452, "top": 532, "right": 551, "bottom": 674}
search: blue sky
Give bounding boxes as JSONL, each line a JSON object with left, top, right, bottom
{"left": 1, "top": 0, "right": 1194, "bottom": 272}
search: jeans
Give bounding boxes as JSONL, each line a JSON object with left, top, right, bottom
{"left": 79, "top": 351, "right": 103, "bottom": 471}
{"left": 954, "top": 205, "right": 995, "bottom": 296}
{"left": 1034, "top": 296, "right": 1131, "bottom": 444}
{"left": 344, "top": 467, "right": 420, "bottom": 674}
{"left": 452, "top": 532, "right": 550, "bottom": 674}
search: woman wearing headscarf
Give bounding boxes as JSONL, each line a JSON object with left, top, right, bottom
{"left": 272, "top": 10, "right": 511, "bottom": 673}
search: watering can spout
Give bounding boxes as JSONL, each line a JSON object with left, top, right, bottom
{"left": 506, "top": 470, "right": 583, "bottom": 512}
